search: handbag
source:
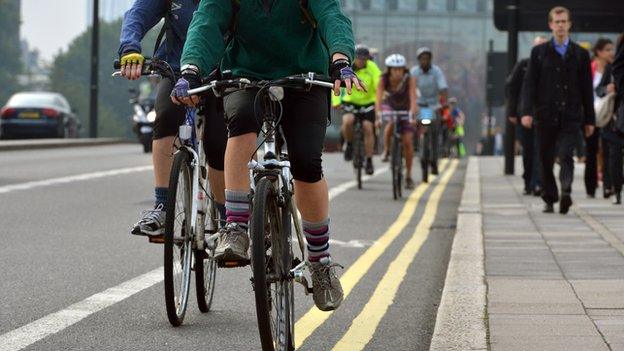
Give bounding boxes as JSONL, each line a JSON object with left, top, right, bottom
{"left": 595, "top": 92, "right": 616, "bottom": 128}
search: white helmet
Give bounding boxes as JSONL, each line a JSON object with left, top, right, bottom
{"left": 385, "top": 54, "right": 406, "bottom": 68}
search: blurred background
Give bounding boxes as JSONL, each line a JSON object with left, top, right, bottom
{"left": 1, "top": 0, "right": 618, "bottom": 152}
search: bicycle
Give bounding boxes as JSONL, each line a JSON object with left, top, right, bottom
{"left": 417, "top": 104, "right": 437, "bottom": 183}
{"left": 189, "top": 72, "right": 336, "bottom": 351}
{"left": 382, "top": 110, "right": 411, "bottom": 200}
{"left": 113, "top": 59, "right": 219, "bottom": 327}
{"left": 342, "top": 104, "right": 374, "bottom": 190}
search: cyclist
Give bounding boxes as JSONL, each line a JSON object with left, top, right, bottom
{"left": 119, "top": 0, "right": 228, "bottom": 237}
{"left": 376, "top": 54, "right": 418, "bottom": 189}
{"left": 410, "top": 47, "right": 449, "bottom": 175}
{"left": 339, "top": 45, "right": 382, "bottom": 175}
{"left": 170, "top": 1, "right": 363, "bottom": 311}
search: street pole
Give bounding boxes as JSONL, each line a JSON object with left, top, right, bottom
{"left": 504, "top": 0, "right": 519, "bottom": 174}
{"left": 487, "top": 40, "right": 494, "bottom": 156}
{"left": 89, "top": 0, "right": 99, "bottom": 138}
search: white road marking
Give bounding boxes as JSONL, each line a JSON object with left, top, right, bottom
{"left": 0, "top": 165, "right": 387, "bottom": 350}
{"left": 0, "top": 268, "right": 163, "bottom": 351}
{"left": 0, "top": 166, "right": 153, "bottom": 194}
{"left": 328, "top": 166, "right": 388, "bottom": 200}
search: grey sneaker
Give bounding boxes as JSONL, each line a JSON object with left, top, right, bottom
{"left": 214, "top": 222, "right": 249, "bottom": 261}
{"left": 131, "top": 204, "right": 166, "bottom": 237}
{"left": 309, "top": 257, "right": 344, "bottom": 311}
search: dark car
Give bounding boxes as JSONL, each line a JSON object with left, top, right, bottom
{"left": 0, "top": 92, "right": 81, "bottom": 139}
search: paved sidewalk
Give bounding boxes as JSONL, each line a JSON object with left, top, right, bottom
{"left": 431, "top": 156, "right": 624, "bottom": 350}
{"left": 0, "top": 138, "right": 129, "bottom": 151}
{"left": 482, "top": 157, "right": 624, "bottom": 351}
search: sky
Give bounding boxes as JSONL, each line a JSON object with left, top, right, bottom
{"left": 21, "top": 0, "right": 88, "bottom": 62}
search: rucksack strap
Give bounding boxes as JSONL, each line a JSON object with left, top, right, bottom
{"left": 153, "top": 0, "right": 174, "bottom": 58}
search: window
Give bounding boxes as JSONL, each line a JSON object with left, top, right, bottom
{"left": 388, "top": 0, "right": 399, "bottom": 10}
{"left": 448, "top": 0, "right": 457, "bottom": 12}
{"left": 359, "top": 0, "right": 371, "bottom": 10}
{"left": 457, "top": 0, "right": 479, "bottom": 12}
{"left": 428, "top": 0, "right": 447, "bottom": 12}
{"left": 417, "top": 0, "right": 427, "bottom": 11}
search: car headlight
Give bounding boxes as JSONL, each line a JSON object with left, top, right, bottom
{"left": 146, "top": 110, "right": 156, "bottom": 123}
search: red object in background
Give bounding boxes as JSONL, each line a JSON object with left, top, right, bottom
{"left": 0, "top": 107, "right": 16, "bottom": 118}
{"left": 42, "top": 108, "right": 59, "bottom": 118}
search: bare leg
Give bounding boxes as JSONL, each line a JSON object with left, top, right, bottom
{"left": 383, "top": 122, "right": 393, "bottom": 158}
{"left": 224, "top": 133, "right": 257, "bottom": 191}
{"left": 152, "top": 136, "right": 177, "bottom": 187}
{"left": 341, "top": 114, "right": 355, "bottom": 143}
{"left": 294, "top": 178, "right": 329, "bottom": 222}
{"left": 208, "top": 167, "right": 225, "bottom": 204}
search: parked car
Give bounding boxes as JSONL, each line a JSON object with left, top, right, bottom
{"left": 0, "top": 92, "right": 81, "bottom": 139}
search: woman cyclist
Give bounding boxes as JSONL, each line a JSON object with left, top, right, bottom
{"left": 376, "top": 54, "right": 419, "bottom": 189}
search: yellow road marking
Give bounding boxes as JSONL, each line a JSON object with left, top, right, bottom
{"left": 294, "top": 159, "right": 450, "bottom": 349}
{"left": 331, "top": 160, "right": 458, "bottom": 351}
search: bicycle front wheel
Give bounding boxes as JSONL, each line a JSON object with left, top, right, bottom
{"left": 353, "top": 127, "right": 364, "bottom": 190}
{"left": 164, "top": 150, "right": 193, "bottom": 327}
{"left": 251, "top": 178, "right": 292, "bottom": 351}
{"left": 391, "top": 136, "right": 403, "bottom": 199}
{"left": 196, "top": 200, "right": 217, "bottom": 313}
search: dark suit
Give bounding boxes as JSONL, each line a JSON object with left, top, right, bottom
{"left": 521, "top": 38, "right": 595, "bottom": 204}
{"left": 506, "top": 58, "right": 540, "bottom": 192}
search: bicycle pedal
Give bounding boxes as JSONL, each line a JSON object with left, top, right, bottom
{"left": 148, "top": 235, "right": 165, "bottom": 244}
{"left": 217, "top": 259, "right": 250, "bottom": 268}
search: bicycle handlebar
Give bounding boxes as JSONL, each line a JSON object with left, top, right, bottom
{"left": 111, "top": 58, "right": 175, "bottom": 79}
{"left": 187, "top": 73, "right": 339, "bottom": 96}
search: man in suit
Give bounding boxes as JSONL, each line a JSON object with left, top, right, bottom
{"left": 521, "top": 6, "right": 595, "bottom": 214}
{"left": 506, "top": 36, "right": 547, "bottom": 196}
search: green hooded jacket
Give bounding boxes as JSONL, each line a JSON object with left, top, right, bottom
{"left": 181, "top": 0, "right": 355, "bottom": 79}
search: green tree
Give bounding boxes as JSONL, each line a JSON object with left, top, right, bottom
{"left": 0, "top": 0, "right": 23, "bottom": 105}
{"left": 49, "top": 19, "right": 161, "bottom": 137}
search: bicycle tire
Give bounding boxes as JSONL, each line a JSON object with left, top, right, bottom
{"left": 196, "top": 201, "right": 217, "bottom": 313}
{"left": 164, "top": 150, "right": 193, "bottom": 327}
{"left": 391, "top": 136, "right": 403, "bottom": 199}
{"left": 251, "top": 178, "right": 292, "bottom": 351}
{"left": 353, "top": 127, "right": 364, "bottom": 190}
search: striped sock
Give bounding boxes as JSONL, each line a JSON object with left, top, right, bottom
{"left": 225, "top": 190, "right": 250, "bottom": 229}
{"left": 304, "top": 218, "right": 331, "bottom": 262}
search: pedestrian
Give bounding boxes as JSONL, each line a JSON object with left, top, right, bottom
{"left": 506, "top": 36, "right": 547, "bottom": 196}
{"left": 521, "top": 6, "right": 595, "bottom": 214}
{"left": 600, "top": 33, "right": 624, "bottom": 204}
{"left": 590, "top": 38, "right": 616, "bottom": 199}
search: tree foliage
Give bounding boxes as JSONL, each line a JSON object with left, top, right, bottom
{"left": 49, "top": 19, "right": 161, "bottom": 137}
{"left": 0, "top": 0, "right": 23, "bottom": 105}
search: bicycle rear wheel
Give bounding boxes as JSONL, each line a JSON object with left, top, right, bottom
{"left": 196, "top": 200, "right": 217, "bottom": 313}
{"left": 391, "top": 136, "right": 403, "bottom": 199}
{"left": 164, "top": 150, "right": 193, "bottom": 327}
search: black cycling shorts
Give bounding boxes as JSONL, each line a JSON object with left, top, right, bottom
{"left": 153, "top": 77, "right": 227, "bottom": 171}
{"left": 343, "top": 103, "right": 375, "bottom": 124}
{"left": 223, "top": 86, "right": 329, "bottom": 183}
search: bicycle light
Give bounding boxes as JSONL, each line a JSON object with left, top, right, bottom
{"left": 179, "top": 125, "right": 192, "bottom": 140}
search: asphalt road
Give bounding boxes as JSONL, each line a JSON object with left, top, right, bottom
{"left": 0, "top": 144, "right": 465, "bottom": 351}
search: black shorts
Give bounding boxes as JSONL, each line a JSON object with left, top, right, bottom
{"left": 343, "top": 103, "right": 375, "bottom": 124}
{"left": 153, "top": 78, "right": 227, "bottom": 171}
{"left": 223, "top": 86, "right": 329, "bottom": 183}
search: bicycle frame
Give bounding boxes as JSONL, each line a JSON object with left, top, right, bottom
{"left": 177, "top": 107, "right": 214, "bottom": 251}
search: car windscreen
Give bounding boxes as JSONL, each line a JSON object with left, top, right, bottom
{"left": 7, "top": 94, "right": 60, "bottom": 108}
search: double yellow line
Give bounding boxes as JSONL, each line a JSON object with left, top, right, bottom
{"left": 295, "top": 159, "right": 458, "bottom": 349}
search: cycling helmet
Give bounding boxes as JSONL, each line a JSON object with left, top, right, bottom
{"left": 355, "top": 45, "right": 370, "bottom": 59}
{"left": 384, "top": 54, "right": 406, "bottom": 68}
{"left": 416, "top": 47, "right": 432, "bottom": 59}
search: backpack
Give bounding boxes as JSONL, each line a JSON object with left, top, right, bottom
{"left": 154, "top": 0, "right": 317, "bottom": 57}
{"left": 228, "top": 0, "right": 317, "bottom": 41}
